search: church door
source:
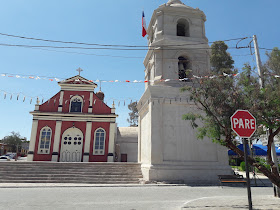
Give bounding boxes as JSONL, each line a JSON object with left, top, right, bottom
{"left": 60, "top": 127, "right": 84, "bottom": 162}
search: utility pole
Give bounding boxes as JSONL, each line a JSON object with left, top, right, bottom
{"left": 253, "top": 35, "right": 280, "bottom": 197}
{"left": 253, "top": 35, "right": 263, "bottom": 88}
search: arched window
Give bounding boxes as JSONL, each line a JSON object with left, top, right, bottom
{"left": 177, "top": 19, "right": 190, "bottom": 37}
{"left": 70, "top": 95, "right": 83, "bottom": 112}
{"left": 93, "top": 128, "right": 106, "bottom": 155}
{"left": 38, "top": 127, "right": 52, "bottom": 154}
{"left": 178, "top": 56, "right": 191, "bottom": 80}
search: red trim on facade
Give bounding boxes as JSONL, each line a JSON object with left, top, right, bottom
{"left": 33, "top": 120, "right": 56, "bottom": 161}
{"left": 92, "top": 94, "right": 111, "bottom": 114}
{"left": 62, "top": 91, "right": 90, "bottom": 113}
{"left": 89, "top": 122, "right": 110, "bottom": 162}
{"left": 32, "top": 79, "right": 115, "bottom": 162}
{"left": 39, "top": 92, "right": 60, "bottom": 112}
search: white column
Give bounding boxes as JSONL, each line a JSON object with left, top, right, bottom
{"left": 138, "top": 115, "right": 141, "bottom": 163}
{"left": 27, "top": 119, "right": 38, "bottom": 161}
{"left": 51, "top": 121, "right": 62, "bottom": 162}
{"left": 88, "top": 92, "right": 93, "bottom": 113}
{"left": 83, "top": 122, "right": 92, "bottom": 162}
{"left": 107, "top": 123, "right": 116, "bottom": 162}
{"left": 58, "top": 91, "right": 64, "bottom": 112}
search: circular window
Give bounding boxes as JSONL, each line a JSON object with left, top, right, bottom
{"left": 68, "top": 137, "right": 72, "bottom": 140}
{"left": 74, "top": 142, "right": 77, "bottom": 145}
{"left": 78, "top": 142, "right": 81, "bottom": 145}
{"left": 74, "top": 137, "right": 77, "bottom": 140}
{"left": 64, "top": 141, "right": 67, "bottom": 144}
{"left": 78, "top": 137, "right": 81, "bottom": 140}
{"left": 64, "top": 137, "right": 67, "bottom": 140}
{"left": 68, "top": 142, "right": 71, "bottom": 145}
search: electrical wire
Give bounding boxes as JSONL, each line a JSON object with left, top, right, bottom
{"left": 0, "top": 42, "right": 250, "bottom": 51}
{"left": 0, "top": 32, "right": 250, "bottom": 48}
{"left": 26, "top": 47, "right": 144, "bottom": 59}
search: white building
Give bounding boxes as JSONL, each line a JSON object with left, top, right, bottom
{"left": 137, "top": 0, "right": 232, "bottom": 184}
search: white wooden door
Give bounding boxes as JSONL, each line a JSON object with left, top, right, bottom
{"left": 60, "top": 127, "right": 83, "bottom": 162}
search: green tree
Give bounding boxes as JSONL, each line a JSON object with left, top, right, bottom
{"left": 210, "top": 41, "right": 235, "bottom": 74}
{"left": 2, "top": 132, "right": 26, "bottom": 152}
{"left": 266, "top": 47, "right": 280, "bottom": 75}
{"left": 181, "top": 43, "right": 280, "bottom": 194}
{"left": 127, "top": 101, "right": 138, "bottom": 127}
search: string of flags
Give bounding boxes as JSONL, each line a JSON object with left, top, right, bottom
{"left": 0, "top": 90, "right": 192, "bottom": 106}
{"left": 0, "top": 72, "right": 239, "bottom": 83}
{"left": 2, "top": 72, "right": 280, "bottom": 84}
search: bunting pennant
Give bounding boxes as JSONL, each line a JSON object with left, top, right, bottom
{"left": 0, "top": 72, "right": 251, "bottom": 84}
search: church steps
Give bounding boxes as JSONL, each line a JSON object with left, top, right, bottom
{"left": 0, "top": 174, "right": 142, "bottom": 178}
{"left": 0, "top": 180, "right": 141, "bottom": 184}
{"left": 0, "top": 162, "right": 143, "bottom": 184}
{"left": 0, "top": 177, "right": 142, "bottom": 181}
{"left": 0, "top": 169, "right": 142, "bottom": 174}
{"left": 0, "top": 162, "right": 140, "bottom": 166}
{"left": 0, "top": 170, "right": 142, "bottom": 174}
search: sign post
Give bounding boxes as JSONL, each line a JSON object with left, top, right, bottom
{"left": 231, "top": 110, "right": 257, "bottom": 210}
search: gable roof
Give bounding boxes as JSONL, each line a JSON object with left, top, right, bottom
{"left": 58, "top": 75, "right": 97, "bottom": 85}
{"left": 58, "top": 75, "right": 97, "bottom": 91}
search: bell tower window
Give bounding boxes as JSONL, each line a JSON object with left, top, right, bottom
{"left": 70, "top": 96, "right": 83, "bottom": 113}
{"left": 178, "top": 56, "right": 191, "bottom": 80}
{"left": 177, "top": 19, "right": 190, "bottom": 37}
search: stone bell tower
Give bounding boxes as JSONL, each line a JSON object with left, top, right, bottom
{"left": 137, "top": 0, "right": 232, "bottom": 184}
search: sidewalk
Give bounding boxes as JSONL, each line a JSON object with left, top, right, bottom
{"left": 0, "top": 183, "right": 184, "bottom": 188}
{"left": 182, "top": 195, "right": 280, "bottom": 209}
{"left": 235, "top": 171, "right": 273, "bottom": 187}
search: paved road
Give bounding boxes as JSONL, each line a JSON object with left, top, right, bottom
{"left": 0, "top": 185, "right": 278, "bottom": 209}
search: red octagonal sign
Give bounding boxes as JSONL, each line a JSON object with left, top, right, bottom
{"left": 231, "top": 110, "right": 257, "bottom": 138}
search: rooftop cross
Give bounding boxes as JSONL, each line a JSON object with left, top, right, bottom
{"left": 76, "top": 67, "right": 83, "bottom": 76}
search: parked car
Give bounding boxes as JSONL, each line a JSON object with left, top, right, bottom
{"left": 0, "top": 156, "right": 11, "bottom": 161}
{"left": 5, "top": 153, "right": 16, "bottom": 159}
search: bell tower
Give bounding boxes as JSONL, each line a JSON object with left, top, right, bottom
{"left": 143, "top": 0, "right": 210, "bottom": 88}
{"left": 137, "top": 0, "right": 231, "bottom": 184}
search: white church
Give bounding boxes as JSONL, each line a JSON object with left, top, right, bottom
{"left": 27, "top": 0, "right": 232, "bottom": 184}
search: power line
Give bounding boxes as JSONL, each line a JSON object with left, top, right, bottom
{"left": 27, "top": 47, "right": 144, "bottom": 59}
{"left": 259, "top": 47, "right": 276, "bottom": 51}
{"left": 0, "top": 32, "right": 249, "bottom": 48}
{"left": 0, "top": 42, "right": 250, "bottom": 51}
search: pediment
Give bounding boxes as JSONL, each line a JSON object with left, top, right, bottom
{"left": 58, "top": 75, "right": 97, "bottom": 85}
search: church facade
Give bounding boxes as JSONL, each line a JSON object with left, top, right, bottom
{"left": 27, "top": 75, "right": 117, "bottom": 162}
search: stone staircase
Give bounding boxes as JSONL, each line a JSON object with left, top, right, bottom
{"left": 0, "top": 162, "right": 143, "bottom": 184}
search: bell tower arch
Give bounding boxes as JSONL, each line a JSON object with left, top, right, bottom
{"left": 143, "top": 0, "right": 210, "bottom": 88}
{"left": 138, "top": 0, "right": 231, "bottom": 184}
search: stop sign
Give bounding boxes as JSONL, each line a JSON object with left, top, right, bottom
{"left": 231, "top": 110, "right": 256, "bottom": 138}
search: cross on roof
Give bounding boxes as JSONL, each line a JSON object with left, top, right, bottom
{"left": 76, "top": 67, "right": 83, "bottom": 76}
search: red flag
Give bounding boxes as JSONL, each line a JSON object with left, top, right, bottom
{"left": 142, "top": 11, "right": 147, "bottom": 37}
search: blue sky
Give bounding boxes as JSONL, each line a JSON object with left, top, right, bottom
{"left": 0, "top": 0, "right": 279, "bottom": 139}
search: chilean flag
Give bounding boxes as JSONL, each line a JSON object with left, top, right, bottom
{"left": 142, "top": 11, "right": 147, "bottom": 37}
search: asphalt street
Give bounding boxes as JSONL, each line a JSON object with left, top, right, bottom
{"left": 0, "top": 185, "right": 278, "bottom": 210}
